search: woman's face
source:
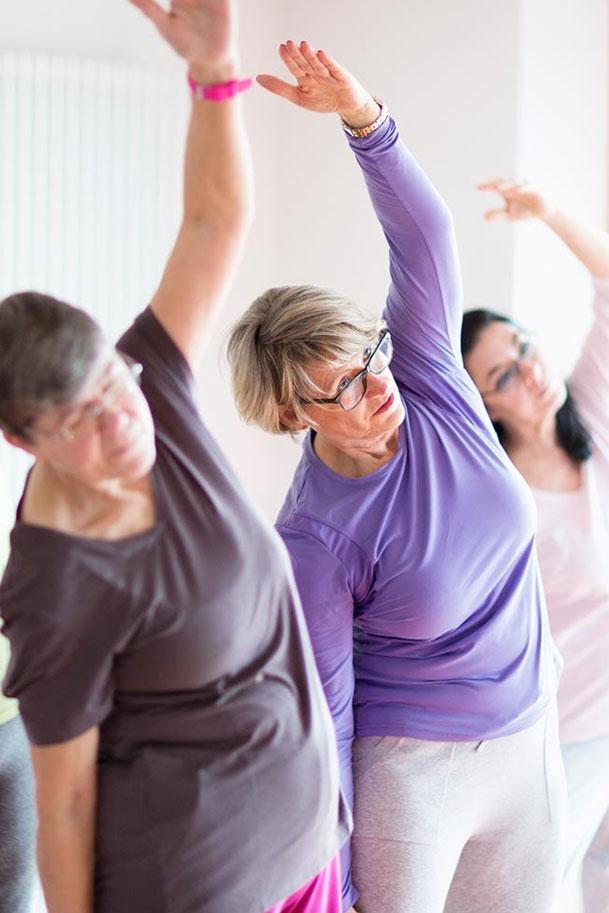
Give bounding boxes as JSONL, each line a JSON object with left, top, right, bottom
{"left": 300, "top": 344, "right": 405, "bottom": 451}
{"left": 465, "top": 321, "right": 566, "bottom": 431}
{"left": 21, "top": 348, "right": 156, "bottom": 486}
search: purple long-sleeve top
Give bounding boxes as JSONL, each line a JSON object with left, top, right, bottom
{"left": 276, "top": 117, "right": 558, "bottom": 909}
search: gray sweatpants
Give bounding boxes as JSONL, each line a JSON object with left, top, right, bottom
{"left": 0, "top": 715, "right": 36, "bottom": 913}
{"left": 352, "top": 705, "right": 567, "bottom": 913}
{"left": 561, "top": 736, "right": 609, "bottom": 913}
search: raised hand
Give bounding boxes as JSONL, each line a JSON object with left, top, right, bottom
{"left": 257, "top": 40, "right": 377, "bottom": 126}
{"left": 478, "top": 178, "right": 553, "bottom": 222}
{"left": 128, "top": 0, "right": 238, "bottom": 74}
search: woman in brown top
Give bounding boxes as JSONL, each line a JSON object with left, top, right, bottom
{"left": 0, "top": 3, "right": 348, "bottom": 913}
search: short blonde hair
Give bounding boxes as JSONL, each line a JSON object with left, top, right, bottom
{"left": 227, "top": 285, "right": 383, "bottom": 434}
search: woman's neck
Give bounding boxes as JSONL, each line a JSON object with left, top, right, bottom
{"left": 503, "top": 419, "right": 582, "bottom": 492}
{"left": 502, "top": 411, "right": 557, "bottom": 454}
{"left": 313, "top": 427, "right": 401, "bottom": 479}
{"left": 22, "top": 461, "right": 155, "bottom": 539}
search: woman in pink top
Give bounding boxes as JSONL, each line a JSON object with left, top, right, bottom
{"left": 462, "top": 179, "right": 609, "bottom": 913}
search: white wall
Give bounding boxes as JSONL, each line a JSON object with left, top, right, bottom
{"left": 512, "top": 0, "right": 608, "bottom": 374}
{"left": 0, "top": 0, "right": 179, "bottom": 68}
{"left": 0, "top": 1, "right": 607, "bottom": 521}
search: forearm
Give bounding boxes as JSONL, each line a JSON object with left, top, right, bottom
{"left": 543, "top": 208, "right": 609, "bottom": 278}
{"left": 183, "top": 62, "right": 254, "bottom": 233}
{"left": 37, "top": 804, "right": 96, "bottom": 913}
{"left": 348, "top": 116, "right": 461, "bottom": 352}
{"left": 148, "top": 58, "right": 254, "bottom": 367}
{"left": 347, "top": 116, "right": 452, "bottom": 243}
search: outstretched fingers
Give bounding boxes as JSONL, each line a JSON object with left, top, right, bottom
{"left": 276, "top": 40, "right": 347, "bottom": 86}
{"left": 478, "top": 179, "right": 510, "bottom": 219}
{"left": 280, "top": 40, "right": 310, "bottom": 79}
{"left": 484, "top": 207, "right": 510, "bottom": 221}
{"left": 256, "top": 73, "right": 303, "bottom": 104}
{"left": 299, "top": 41, "right": 330, "bottom": 78}
{"left": 478, "top": 178, "right": 527, "bottom": 197}
{"left": 478, "top": 177, "right": 507, "bottom": 192}
{"left": 317, "top": 48, "right": 348, "bottom": 81}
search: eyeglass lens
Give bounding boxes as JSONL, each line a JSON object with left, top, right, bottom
{"left": 337, "top": 333, "right": 393, "bottom": 411}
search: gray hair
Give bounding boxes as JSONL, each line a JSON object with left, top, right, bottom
{"left": 227, "top": 285, "right": 383, "bottom": 434}
{"left": 0, "top": 291, "right": 105, "bottom": 440}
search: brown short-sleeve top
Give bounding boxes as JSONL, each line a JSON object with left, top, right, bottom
{"left": 0, "top": 308, "right": 349, "bottom": 913}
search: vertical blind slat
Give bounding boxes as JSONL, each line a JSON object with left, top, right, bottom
{"left": 0, "top": 52, "right": 187, "bottom": 502}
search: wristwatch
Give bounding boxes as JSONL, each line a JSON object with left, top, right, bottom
{"left": 341, "top": 97, "right": 389, "bottom": 138}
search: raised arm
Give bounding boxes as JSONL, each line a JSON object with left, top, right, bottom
{"left": 479, "top": 178, "right": 609, "bottom": 278}
{"left": 480, "top": 179, "right": 609, "bottom": 436}
{"left": 129, "top": 0, "right": 254, "bottom": 372}
{"left": 258, "top": 41, "right": 463, "bottom": 372}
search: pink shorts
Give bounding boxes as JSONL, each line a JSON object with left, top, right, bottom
{"left": 265, "top": 855, "right": 342, "bottom": 913}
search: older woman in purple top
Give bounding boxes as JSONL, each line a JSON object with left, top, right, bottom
{"left": 0, "top": 6, "right": 348, "bottom": 913}
{"left": 228, "top": 41, "right": 567, "bottom": 913}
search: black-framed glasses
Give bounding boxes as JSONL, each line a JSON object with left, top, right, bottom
{"left": 302, "top": 330, "right": 393, "bottom": 412}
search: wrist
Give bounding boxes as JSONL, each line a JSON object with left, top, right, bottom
{"left": 189, "top": 60, "right": 240, "bottom": 86}
{"left": 339, "top": 97, "right": 380, "bottom": 130}
{"left": 341, "top": 97, "right": 388, "bottom": 139}
{"left": 540, "top": 205, "right": 561, "bottom": 226}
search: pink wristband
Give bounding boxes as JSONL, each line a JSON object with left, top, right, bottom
{"left": 187, "top": 73, "right": 253, "bottom": 102}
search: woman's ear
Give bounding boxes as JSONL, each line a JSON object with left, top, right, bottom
{"left": 3, "top": 430, "right": 37, "bottom": 457}
{"left": 278, "top": 404, "right": 309, "bottom": 433}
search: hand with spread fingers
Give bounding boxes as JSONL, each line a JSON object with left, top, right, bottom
{"left": 124, "top": 0, "right": 253, "bottom": 371}
{"left": 479, "top": 177, "right": 609, "bottom": 277}
{"left": 478, "top": 178, "right": 554, "bottom": 223}
{"left": 128, "top": 0, "right": 238, "bottom": 75}
{"left": 257, "top": 40, "right": 379, "bottom": 128}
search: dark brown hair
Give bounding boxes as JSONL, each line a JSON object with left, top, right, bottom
{"left": 0, "top": 291, "right": 105, "bottom": 439}
{"left": 461, "top": 308, "right": 592, "bottom": 464}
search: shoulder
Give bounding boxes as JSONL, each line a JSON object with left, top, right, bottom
{"left": 118, "top": 306, "right": 206, "bottom": 447}
{"left": 1, "top": 524, "right": 139, "bottom": 634}
{"left": 19, "top": 464, "right": 95, "bottom": 538}
{"left": 277, "top": 501, "right": 374, "bottom": 608}
{"left": 276, "top": 522, "right": 360, "bottom": 627}
{"left": 393, "top": 351, "right": 499, "bottom": 446}
{"left": 0, "top": 533, "right": 139, "bottom": 744}
{"left": 118, "top": 308, "right": 198, "bottom": 411}
{"left": 118, "top": 307, "right": 192, "bottom": 380}
{"left": 277, "top": 444, "right": 369, "bottom": 553}
{"left": 19, "top": 464, "right": 58, "bottom": 531}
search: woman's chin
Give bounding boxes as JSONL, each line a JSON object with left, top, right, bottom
{"left": 112, "top": 437, "right": 156, "bottom": 482}
{"left": 546, "top": 381, "right": 568, "bottom": 418}
{"left": 386, "top": 394, "right": 406, "bottom": 428}
{"left": 129, "top": 445, "right": 156, "bottom": 479}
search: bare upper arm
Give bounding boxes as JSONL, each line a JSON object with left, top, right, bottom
{"left": 150, "top": 215, "right": 249, "bottom": 374}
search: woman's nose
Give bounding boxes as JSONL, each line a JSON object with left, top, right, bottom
{"left": 98, "top": 404, "right": 130, "bottom": 435}
{"left": 366, "top": 368, "right": 391, "bottom": 395}
{"left": 518, "top": 358, "right": 544, "bottom": 388}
